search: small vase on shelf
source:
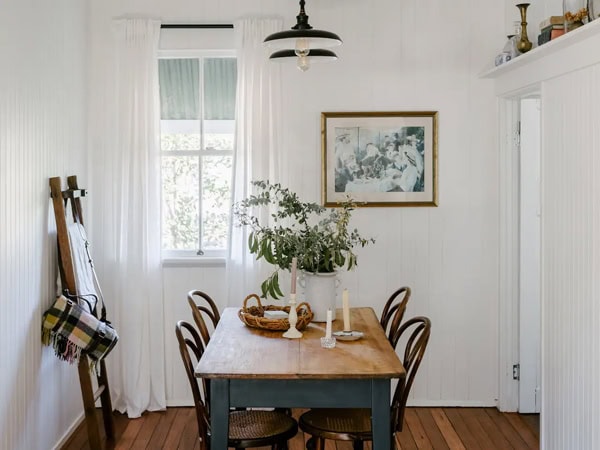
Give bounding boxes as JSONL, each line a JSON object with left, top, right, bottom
{"left": 516, "top": 3, "right": 533, "bottom": 53}
{"left": 495, "top": 21, "right": 522, "bottom": 66}
{"left": 563, "top": 0, "right": 589, "bottom": 31}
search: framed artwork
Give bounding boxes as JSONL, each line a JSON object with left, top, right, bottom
{"left": 321, "top": 111, "right": 438, "bottom": 207}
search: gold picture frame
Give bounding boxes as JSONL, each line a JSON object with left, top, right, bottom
{"left": 321, "top": 111, "right": 438, "bottom": 207}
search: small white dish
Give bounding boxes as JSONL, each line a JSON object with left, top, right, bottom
{"left": 264, "top": 310, "right": 289, "bottom": 319}
{"left": 333, "top": 330, "right": 364, "bottom": 341}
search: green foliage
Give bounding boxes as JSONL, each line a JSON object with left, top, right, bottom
{"left": 161, "top": 132, "right": 233, "bottom": 251}
{"left": 233, "top": 180, "right": 375, "bottom": 299}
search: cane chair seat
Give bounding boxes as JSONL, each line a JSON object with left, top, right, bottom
{"left": 299, "top": 408, "right": 372, "bottom": 442}
{"left": 299, "top": 316, "right": 431, "bottom": 450}
{"left": 227, "top": 410, "right": 298, "bottom": 446}
{"left": 176, "top": 320, "right": 298, "bottom": 449}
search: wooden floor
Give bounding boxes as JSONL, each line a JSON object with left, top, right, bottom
{"left": 61, "top": 407, "right": 539, "bottom": 450}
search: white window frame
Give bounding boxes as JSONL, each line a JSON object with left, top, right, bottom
{"left": 158, "top": 49, "right": 236, "bottom": 263}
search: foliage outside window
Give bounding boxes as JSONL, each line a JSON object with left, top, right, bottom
{"left": 159, "top": 55, "right": 237, "bottom": 258}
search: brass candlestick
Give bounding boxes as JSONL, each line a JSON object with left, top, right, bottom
{"left": 516, "top": 3, "right": 533, "bottom": 53}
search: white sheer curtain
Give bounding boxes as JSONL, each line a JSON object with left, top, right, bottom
{"left": 106, "top": 18, "right": 165, "bottom": 418}
{"left": 227, "top": 17, "right": 283, "bottom": 306}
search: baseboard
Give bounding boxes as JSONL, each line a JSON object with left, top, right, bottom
{"left": 406, "top": 399, "right": 498, "bottom": 407}
{"left": 167, "top": 398, "right": 497, "bottom": 408}
{"left": 166, "top": 399, "right": 194, "bottom": 407}
{"left": 51, "top": 411, "right": 85, "bottom": 450}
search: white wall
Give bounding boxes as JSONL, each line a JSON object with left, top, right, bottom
{"left": 0, "top": 1, "right": 89, "bottom": 449}
{"left": 488, "top": 23, "right": 600, "bottom": 449}
{"left": 162, "top": 265, "right": 228, "bottom": 404}
{"left": 87, "top": 0, "right": 504, "bottom": 409}
{"left": 541, "top": 67, "right": 600, "bottom": 450}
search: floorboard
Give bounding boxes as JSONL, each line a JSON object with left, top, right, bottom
{"left": 413, "top": 408, "right": 449, "bottom": 450}
{"left": 429, "top": 408, "right": 465, "bottom": 450}
{"left": 60, "top": 407, "right": 540, "bottom": 449}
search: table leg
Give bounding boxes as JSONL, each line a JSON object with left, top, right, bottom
{"left": 371, "top": 379, "right": 391, "bottom": 450}
{"left": 211, "top": 379, "right": 230, "bottom": 449}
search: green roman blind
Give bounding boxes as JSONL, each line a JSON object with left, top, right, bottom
{"left": 159, "top": 59, "right": 200, "bottom": 120}
{"left": 159, "top": 58, "right": 237, "bottom": 120}
{"left": 203, "top": 58, "right": 237, "bottom": 120}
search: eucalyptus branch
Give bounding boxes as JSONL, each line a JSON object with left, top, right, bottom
{"left": 233, "top": 180, "right": 375, "bottom": 299}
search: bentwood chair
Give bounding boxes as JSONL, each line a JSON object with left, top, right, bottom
{"left": 175, "top": 320, "right": 299, "bottom": 450}
{"left": 187, "top": 290, "right": 221, "bottom": 347}
{"left": 299, "top": 316, "right": 431, "bottom": 450}
{"left": 380, "top": 286, "right": 411, "bottom": 341}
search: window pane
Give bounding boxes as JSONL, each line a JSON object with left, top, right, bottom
{"left": 162, "top": 155, "right": 200, "bottom": 250}
{"left": 161, "top": 120, "right": 201, "bottom": 151}
{"left": 204, "top": 120, "right": 235, "bottom": 151}
{"left": 201, "top": 155, "right": 233, "bottom": 250}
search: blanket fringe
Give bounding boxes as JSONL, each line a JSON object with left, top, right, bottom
{"left": 42, "top": 329, "right": 99, "bottom": 371}
{"left": 43, "top": 330, "right": 82, "bottom": 364}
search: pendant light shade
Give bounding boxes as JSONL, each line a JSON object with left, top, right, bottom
{"left": 264, "top": 29, "right": 342, "bottom": 51}
{"left": 264, "top": 0, "right": 342, "bottom": 71}
{"left": 269, "top": 49, "right": 338, "bottom": 72}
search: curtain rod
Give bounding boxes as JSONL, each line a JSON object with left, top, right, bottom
{"left": 161, "top": 24, "right": 233, "bottom": 29}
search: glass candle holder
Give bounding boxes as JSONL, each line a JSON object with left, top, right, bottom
{"left": 320, "top": 336, "right": 336, "bottom": 349}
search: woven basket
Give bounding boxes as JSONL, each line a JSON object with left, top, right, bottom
{"left": 238, "top": 293, "right": 314, "bottom": 331}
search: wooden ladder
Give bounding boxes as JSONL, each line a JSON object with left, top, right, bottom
{"left": 49, "top": 175, "right": 115, "bottom": 450}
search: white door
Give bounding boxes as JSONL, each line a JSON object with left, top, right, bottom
{"left": 518, "top": 97, "right": 541, "bottom": 413}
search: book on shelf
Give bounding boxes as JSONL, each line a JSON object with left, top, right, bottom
{"left": 541, "top": 23, "right": 565, "bottom": 31}
{"left": 538, "top": 27, "right": 565, "bottom": 45}
{"left": 539, "top": 15, "right": 565, "bottom": 30}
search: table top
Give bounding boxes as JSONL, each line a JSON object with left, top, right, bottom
{"left": 195, "top": 306, "right": 405, "bottom": 380}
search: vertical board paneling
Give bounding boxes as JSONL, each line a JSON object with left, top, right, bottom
{"left": 0, "top": 1, "right": 89, "bottom": 449}
{"left": 124, "top": 0, "right": 505, "bottom": 408}
{"left": 163, "top": 265, "right": 227, "bottom": 404}
{"left": 542, "top": 67, "right": 600, "bottom": 450}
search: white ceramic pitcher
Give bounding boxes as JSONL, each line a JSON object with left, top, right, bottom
{"left": 299, "top": 271, "right": 340, "bottom": 322}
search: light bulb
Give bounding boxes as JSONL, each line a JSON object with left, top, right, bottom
{"left": 297, "top": 55, "right": 310, "bottom": 72}
{"left": 294, "top": 38, "right": 309, "bottom": 57}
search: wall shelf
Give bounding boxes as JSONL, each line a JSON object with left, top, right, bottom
{"left": 479, "top": 18, "right": 600, "bottom": 95}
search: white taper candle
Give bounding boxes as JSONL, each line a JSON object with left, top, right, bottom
{"left": 325, "top": 309, "right": 333, "bottom": 339}
{"left": 342, "top": 289, "right": 351, "bottom": 331}
{"left": 290, "top": 257, "right": 297, "bottom": 294}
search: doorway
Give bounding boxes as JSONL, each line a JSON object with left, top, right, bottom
{"left": 518, "top": 97, "right": 541, "bottom": 414}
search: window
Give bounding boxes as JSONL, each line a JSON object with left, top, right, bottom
{"left": 159, "top": 54, "right": 237, "bottom": 258}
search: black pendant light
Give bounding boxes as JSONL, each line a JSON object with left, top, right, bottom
{"left": 264, "top": 0, "right": 342, "bottom": 71}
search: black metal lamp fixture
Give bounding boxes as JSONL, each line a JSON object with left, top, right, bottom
{"left": 263, "top": 0, "right": 342, "bottom": 71}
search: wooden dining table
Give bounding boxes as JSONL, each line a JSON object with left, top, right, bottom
{"left": 195, "top": 306, "right": 405, "bottom": 449}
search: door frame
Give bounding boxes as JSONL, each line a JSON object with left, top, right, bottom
{"left": 497, "top": 88, "right": 542, "bottom": 412}
{"left": 518, "top": 97, "right": 541, "bottom": 413}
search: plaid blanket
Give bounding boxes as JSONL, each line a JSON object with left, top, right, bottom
{"left": 42, "top": 295, "right": 118, "bottom": 365}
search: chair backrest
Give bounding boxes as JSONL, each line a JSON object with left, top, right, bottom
{"left": 389, "top": 316, "right": 431, "bottom": 432}
{"left": 380, "top": 287, "right": 411, "bottom": 341}
{"left": 175, "top": 320, "right": 211, "bottom": 447}
{"left": 187, "top": 290, "right": 221, "bottom": 347}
